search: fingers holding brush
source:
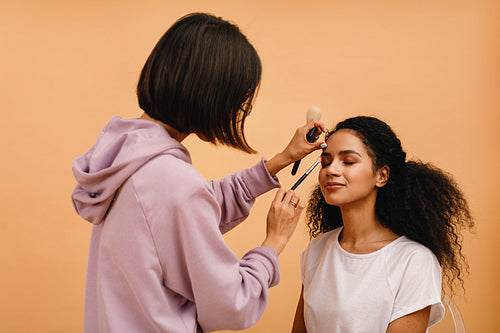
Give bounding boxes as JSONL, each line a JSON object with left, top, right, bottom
{"left": 264, "top": 121, "right": 325, "bottom": 177}
{"left": 290, "top": 106, "right": 325, "bottom": 175}
{"left": 264, "top": 107, "right": 326, "bottom": 177}
{"left": 262, "top": 189, "right": 305, "bottom": 255}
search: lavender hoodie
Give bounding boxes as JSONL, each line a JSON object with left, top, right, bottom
{"left": 71, "top": 116, "right": 282, "bottom": 332}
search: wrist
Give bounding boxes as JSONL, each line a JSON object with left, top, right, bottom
{"left": 261, "top": 235, "right": 287, "bottom": 255}
{"left": 265, "top": 152, "right": 292, "bottom": 177}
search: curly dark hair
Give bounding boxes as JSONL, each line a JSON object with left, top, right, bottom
{"left": 306, "top": 116, "right": 474, "bottom": 295}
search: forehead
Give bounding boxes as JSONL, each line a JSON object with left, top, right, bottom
{"left": 325, "top": 129, "right": 370, "bottom": 155}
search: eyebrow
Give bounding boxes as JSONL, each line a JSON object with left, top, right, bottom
{"left": 321, "top": 150, "right": 362, "bottom": 157}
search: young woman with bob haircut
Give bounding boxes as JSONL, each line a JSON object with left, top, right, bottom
{"left": 291, "top": 116, "right": 474, "bottom": 333}
{"left": 72, "top": 12, "right": 325, "bottom": 333}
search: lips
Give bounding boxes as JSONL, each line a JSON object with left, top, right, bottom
{"left": 324, "top": 181, "right": 345, "bottom": 190}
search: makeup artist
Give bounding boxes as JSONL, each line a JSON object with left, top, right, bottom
{"left": 71, "top": 12, "right": 325, "bottom": 333}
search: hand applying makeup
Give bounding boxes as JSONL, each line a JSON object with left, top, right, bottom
{"left": 261, "top": 188, "right": 305, "bottom": 255}
{"left": 265, "top": 116, "right": 326, "bottom": 177}
{"left": 292, "top": 107, "right": 323, "bottom": 175}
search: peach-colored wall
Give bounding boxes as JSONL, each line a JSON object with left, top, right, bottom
{"left": 1, "top": 0, "right": 499, "bottom": 332}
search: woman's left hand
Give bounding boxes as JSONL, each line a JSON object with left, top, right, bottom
{"left": 261, "top": 189, "right": 305, "bottom": 255}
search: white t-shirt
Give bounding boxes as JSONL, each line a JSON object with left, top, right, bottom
{"left": 301, "top": 227, "right": 445, "bottom": 333}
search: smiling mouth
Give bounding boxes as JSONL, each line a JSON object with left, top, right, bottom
{"left": 324, "top": 182, "right": 345, "bottom": 190}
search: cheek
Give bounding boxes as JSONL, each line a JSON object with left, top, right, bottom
{"left": 333, "top": 165, "right": 374, "bottom": 191}
{"left": 348, "top": 168, "right": 378, "bottom": 188}
{"left": 318, "top": 168, "right": 326, "bottom": 182}
{"left": 317, "top": 169, "right": 329, "bottom": 198}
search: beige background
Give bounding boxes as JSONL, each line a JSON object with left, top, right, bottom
{"left": 1, "top": 0, "right": 499, "bottom": 332}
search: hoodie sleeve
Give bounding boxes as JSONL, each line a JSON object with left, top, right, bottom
{"left": 210, "top": 157, "right": 281, "bottom": 234}
{"left": 137, "top": 157, "right": 280, "bottom": 332}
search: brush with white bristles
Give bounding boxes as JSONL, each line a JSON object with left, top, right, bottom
{"left": 291, "top": 106, "right": 322, "bottom": 176}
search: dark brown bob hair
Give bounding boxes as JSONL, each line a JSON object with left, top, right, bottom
{"left": 137, "top": 12, "right": 261, "bottom": 153}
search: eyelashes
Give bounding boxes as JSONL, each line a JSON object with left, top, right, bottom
{"left": 320, "top": 157, "right": 356, "bottom": 167}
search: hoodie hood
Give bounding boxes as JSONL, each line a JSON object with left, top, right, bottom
{"left": 71, "top": 116, "right": 190, "bottom": 225}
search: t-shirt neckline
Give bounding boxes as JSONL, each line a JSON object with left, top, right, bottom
{"left": 334, "top": 227, "right": 404, "bottom": 258}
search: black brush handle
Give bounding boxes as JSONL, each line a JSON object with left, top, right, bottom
{"left": 291, "top": 127, "right": 319, "bottom": 175}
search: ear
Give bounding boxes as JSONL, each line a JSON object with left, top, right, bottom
{"left": 375, "top": 166, "right": 390, "bottom": 188}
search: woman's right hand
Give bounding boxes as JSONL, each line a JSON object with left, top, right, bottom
{"left": 265, "top": 120, "right": 326, "bottom": 176}
{"left": 261, "top": 189, "right": 305, "bottom": 255}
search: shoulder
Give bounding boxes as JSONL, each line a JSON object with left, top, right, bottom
{"left": 301, "top": 228, "right": 341, "bottom": 271}
{"left": 143, "top": 152, "right": 203, "bottom": 181}
{"left": 387, "top": 237, "right": 439, "bottom": 266}
{"left": 306, "top": 228, "right": 341, "bottom": 254}
{"left": 387, "top": 237, "right": 445, "bottom": 326}
{"left": 384, "top": 237, "right": 442, "bottom": 289}
{"left": 132, "top": 153, "right": 213, "bottom": 204}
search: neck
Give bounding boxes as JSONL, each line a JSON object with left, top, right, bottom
{"left": 340, "top": 205, "right": 381, "bottom": 241}
{"left": 139, "top": 113, "right": 189, "bottom": 142}
{"left": 339, "top": 192, "right": 397, "bottom": 245}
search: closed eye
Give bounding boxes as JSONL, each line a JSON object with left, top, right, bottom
{"left": 320, "top": 155, "right": 332, "bottom": 167}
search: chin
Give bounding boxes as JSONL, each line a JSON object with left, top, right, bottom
{"left": 323, "top": 196, "right": 343, "bottom": 207}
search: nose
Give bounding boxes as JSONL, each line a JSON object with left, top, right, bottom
{"left": 325, "top": 161, "right": 341, "bottom": 177}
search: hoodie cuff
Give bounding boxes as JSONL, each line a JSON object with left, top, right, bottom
{"left": 242, "top": 246, "right": 281, "bottom": 288}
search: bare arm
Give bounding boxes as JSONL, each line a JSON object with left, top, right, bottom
{"left": 291, "top": 285, "right": 307, "bottom": 333}
{"left": 386, "top": 306, "right": 431, "bottom": 333}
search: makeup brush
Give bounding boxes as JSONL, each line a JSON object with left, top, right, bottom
{"left": 291, "top": 106, "right": 322, "bottom": 175}
{"left": 290, "top": 159, "right": 320, "bottom": 190}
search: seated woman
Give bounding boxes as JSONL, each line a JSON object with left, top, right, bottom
{"left": 291, "top": 116, "right": 474, "bottom": 333}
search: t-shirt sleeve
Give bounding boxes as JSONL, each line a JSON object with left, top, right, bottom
{"left": 300, "top": 231, "right": 333, "bottom": 286}
{"left": 389, "top": 247, "right": 445, "bottom": 328}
